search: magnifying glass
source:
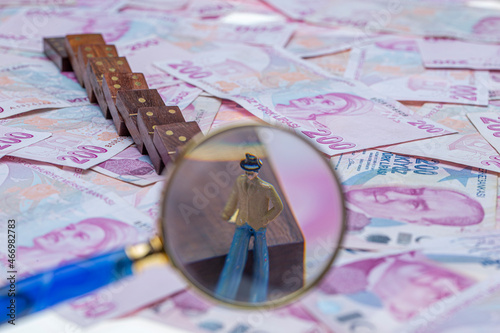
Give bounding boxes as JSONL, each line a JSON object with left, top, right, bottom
{"left": 0, "top": 123, "right": 345, "bottom": 323}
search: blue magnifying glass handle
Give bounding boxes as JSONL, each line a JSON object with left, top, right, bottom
{"left": 0, "top": 249, "right": 133, "bottom": 324}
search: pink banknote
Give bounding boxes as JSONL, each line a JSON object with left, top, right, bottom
{"left": 2, "top": 105, "right": 133, "bottom": 169}
{"left": 487, "top": 70, "right": 500, "bottom": 99}
{"left": 468, "top": 112, "right": 500, "bottom": 156}
{"left": 264, "top": 0, "right": 500, "bottom": 43}
{"left": 286, "top": 23, "right": 381, "bottom": 58}
{"left": 382, "top": 103, "right": 500, "bottom": 173}
{"left": 210, "top": 100, "right": 258, "bottom": 131}
{"left": 345, "top": 38, "right": 490, "bottom": 106}
{"left": 116, "top": 36, "right": 188, "bottom": 89}
{"left": 333, "top": 149, "right": 497, "bottom": 249}
{"left": 57, "top": 266, "right": 186, "bottom": 326}
{"left": 92, "top": 145, "right": 164, "bottom": 187}
{"left": 0, "top": 8, "right": 139, "bottom": 51}
{"left": 157, "top": 82, "right": 203, "bottom": 111}
{"left": 141, "top": 289, "right": 332, "bottom": 333}
{"left": 302, "top": 250, "right": 479, "bottom": 332}
{"left": 418, "top": 37, "right": 500, "bottom": 70}
{"left": 181, "top": 95, "right": 222, "bottom": 134}
{"left": 0, "top": 125, "right": 51, "bottom": 158}
{"left": 306, "top": 50, "right": 351, "bottom": 77}
{"left": 154, "top": 42, "right": 456, "bottom": 155}
{"left": 0, "top": 63, "right": 89, "bottom": 118}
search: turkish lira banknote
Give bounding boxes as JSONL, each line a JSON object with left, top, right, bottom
{"left": 344, "top": 37, "right": 489, "bottom": 105}
{"left": 0, "top": 124, "right": 51, "bottom": 158}
{"left": 333, "top": 149, "right": 497, "bottom": 249}
{"left": 181, "top": 95, "right": 222, "bottom": 134}
{"left": 141, "top": 289, "right": 332, "bottom": 333}
{"left": 265, "top": 0, "right": 500, "bottom": 43}
{"left": 1, "top": 105, "right": 133, "bottom": 168}
{"left": 382, "top": 103, "right": 500, "bottom": 173}
{"left": 155, "top": 42, "right": 455, "bottom": 155}
{"left": 0, "top": 62, "right": 89, "bottom": 118}
{"left": 91, "top": 145, "right": 165, "bottom": 187}
{"left": 302, "top": 245, "right": 500, "bottom": 333}
{"left": 417, "top": 37, "right": 500, "bottom": 70}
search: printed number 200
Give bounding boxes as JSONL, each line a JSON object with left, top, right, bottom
{"left": 301, "top": 128, "right": 355, "bottom": 150}
{"left": 57, "top": 146, "right": 108, "bottom": 165}
{"left": 168, "top": 60, "right": 212, "bottom": 79}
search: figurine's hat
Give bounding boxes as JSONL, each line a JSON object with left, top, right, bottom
{"left": 240, "top": 153, "right": 262, "bottom": 171}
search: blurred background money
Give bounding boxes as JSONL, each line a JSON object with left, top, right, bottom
{"left": 2, "top": 0, "right": 500, "bottom": 332}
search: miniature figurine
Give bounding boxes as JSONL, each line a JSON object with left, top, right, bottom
{"left": 215, "top": 153, "right": 284, "bottom": 303}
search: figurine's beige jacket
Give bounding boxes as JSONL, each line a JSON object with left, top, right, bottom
{"left": 221, "top": 174, "right": 284, "bottom": 230}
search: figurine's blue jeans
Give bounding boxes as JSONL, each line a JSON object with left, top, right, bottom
{"left": 215, "top": 223, "right": 269, "bottom": 303}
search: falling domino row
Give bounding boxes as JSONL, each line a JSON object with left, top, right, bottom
{"left": 43, "top": 34, "right": 202, "bottom": 174}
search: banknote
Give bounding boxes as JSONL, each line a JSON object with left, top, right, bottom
{"left": 181, "top": 95, "right": 222, "bottom": 134}
{"left": 116, "top": 36, "right": 190, "bottom": 90}
{"left": 468, "top": 112, "right": 500, "bottom": 155}
{"left": 158, "top": 82, "right": 203, "bottom": 111}
{"left": 0, "top": 0, "right": 75, "bottom": 5}
{"left": 1, "top": 105, "right": 133, "bottom": 169}
{"left": 171, "top": 19, "right": 296, "bottom": 48}
{"left": 417, "top": 37, "right": 500, "bottom": 70}
{"left": 382, "top": 103, "right": 500, "bottom": 173}
{"left": 0, "top": 7, "right": 159, "bottom": 52}
{"left": 0, "top": 156, "right": 149, "bottom": 230}
{"left": 184, "top": 0, "right": 235, "bottom": 18}
{"left": 302, "top": 247, "right": 500, "bottom": 333}
{"left": 71, "top": 0, "right": 125, "bottom": 11}
{"left": 141, "top": 289, "right": 332, "bottom": 333}
{"left": 154, "top": 42, "right": 455, "bottom": 155}
{"left": 210, "top": 100, "right": 259, "bottom": 131}
{"left": 306, "top": 50, "right": 351, "bottom": 77}
{"left": 332, "top": 149, "right": 497, "bottom": 249}
{"left": 56, "top": 265, "right": 186, "bottom": 326}
{"left": 122, "top": 0, "right": 189, "bottom": 13}
{"left": 344, "top": 36, "right": 424, "bottom": 84}
{"left": 486, "top": 70, "right": 500, "bottom": 100}
{"left": 0, "top": 47, "right": 48, "bottom": 65}
{"left": 0, "top": 62, "right": 89, "bottom": 118}
{"left": 264, "top": 0, "right": 500, "bottom": 43}
{"left": 0, "top": 125, "right": 51, "bottom": 158}
{"left": 0, "top": 156, "right": 185, "bottom": 324}
{"left": 405, "top": 276, "right": 500, "bottom": 333}
{"left": 0, "top": 157, "right": 155, "bottom": 278}
{"left": 61, "top": 164, "right": 162, "bottom": 219}
{"left": 92, "top": 145, "right": 165, "bottom": 187}
{"left": 345, "top": 39, "right": 490, "bottom": 106}
{"left": 286, "top": 23, "right": 380, "bottom": 58}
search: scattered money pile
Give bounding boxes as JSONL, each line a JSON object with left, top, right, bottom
{"left": 2, "top": 0, "right": 500, "bottom": 332}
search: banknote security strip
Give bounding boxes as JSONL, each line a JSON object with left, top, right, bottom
{"left": 42, "top": 33, "right": 202, "bottom": 175}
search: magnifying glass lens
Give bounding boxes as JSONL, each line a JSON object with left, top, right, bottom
{"left": 161, "top": 124, "right": 345, "bottom": 307}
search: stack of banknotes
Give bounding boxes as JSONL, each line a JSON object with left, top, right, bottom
{"left": 2, "top": 0, "right": 500, "bottom": 332}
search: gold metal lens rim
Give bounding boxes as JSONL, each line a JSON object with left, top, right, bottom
{"left": 157, "top": 122, "right": 347, "bottom": 310}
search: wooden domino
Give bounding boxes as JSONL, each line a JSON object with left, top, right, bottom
{"left": 102, "top": 73, "right": 148, "bottom": 135}
{"left": 43, "top": 37, "right": 72, "bottom": 71}
{"left": 153, "top": 122, "right": 202, "bottom": 166}
{"left": 137, "top": 106, "right": 185, "bottom": 173}
{"left": 64, "top": 34, "right": 105, "bottom": 85}
{"left": 115, "top": 89, "right": 166, "bottom": 154}
{"left": 86, "top": 57, "right": 132, "bottom": 119}
{"left": 54, "top": 33, "right": 205, "bottom": 175}
{"left": 77, "top": 44, "right": 118, "bottom": 102}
